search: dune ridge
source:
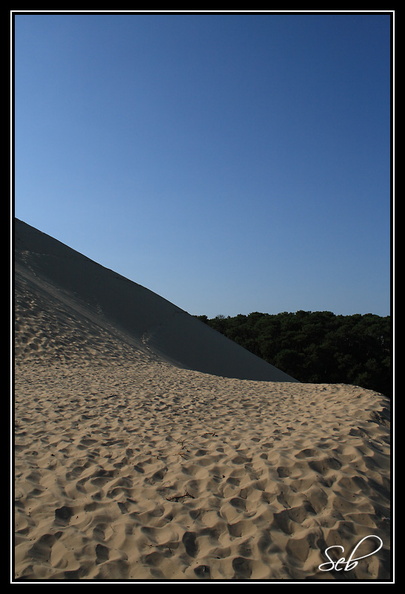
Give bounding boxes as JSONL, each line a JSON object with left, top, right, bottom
{"left": 14, "top": 219, "right": 391, "bottom": 581}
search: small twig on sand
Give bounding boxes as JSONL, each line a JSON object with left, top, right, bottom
{"left": 165, "top": 491, "right": 195, "bottom": 502}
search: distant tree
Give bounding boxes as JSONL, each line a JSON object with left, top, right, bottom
{"left": 195, "top": 311, "right": 391, "bottom": 397}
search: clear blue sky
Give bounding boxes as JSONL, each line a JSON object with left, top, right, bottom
{"left": 14, "top": 12, "right": 392, "bottom": 318}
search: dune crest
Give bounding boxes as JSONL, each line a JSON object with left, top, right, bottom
{"left": 14, "top": 219, "right": 391, "bottom": 581}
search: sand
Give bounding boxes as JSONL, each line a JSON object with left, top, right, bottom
{"left": 13, "top": 220, "right": 391, "bottom": 581}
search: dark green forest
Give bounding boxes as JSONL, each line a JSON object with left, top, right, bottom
{"left": 195, "top": 311, "right": 392, "bottom": 397}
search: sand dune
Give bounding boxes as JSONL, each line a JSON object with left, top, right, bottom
{"left": 13, "top": 219, "right": 391, "bottom": 581}
{"left": 15, "top": 219, "right": 296, "bottom": 381}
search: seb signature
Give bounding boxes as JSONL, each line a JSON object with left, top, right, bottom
{"left": 318, "top": 535, "right": 383, "bottom": 572}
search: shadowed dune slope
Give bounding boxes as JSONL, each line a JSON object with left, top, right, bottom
{"left": 14, "top": 218, "right": 297, "bottom": 381}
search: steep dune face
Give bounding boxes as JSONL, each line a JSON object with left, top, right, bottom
{"left": 14, "top": 219, "right": 297, "bottom": 381}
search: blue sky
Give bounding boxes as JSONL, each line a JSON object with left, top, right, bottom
{"left": 14, "top": 12, "right": 392, "bottom": 317}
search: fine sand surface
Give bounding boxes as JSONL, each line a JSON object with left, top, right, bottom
{"left": 14, "top": 220, "right": 391, "bottom": 581}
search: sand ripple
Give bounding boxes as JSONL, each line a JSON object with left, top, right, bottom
{"left": 15, "top": 361, "right": 390, "bottom": 580}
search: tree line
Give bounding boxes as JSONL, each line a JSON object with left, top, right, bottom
{"left": 195, "top": 311, "right": 392, "bottom": 397}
